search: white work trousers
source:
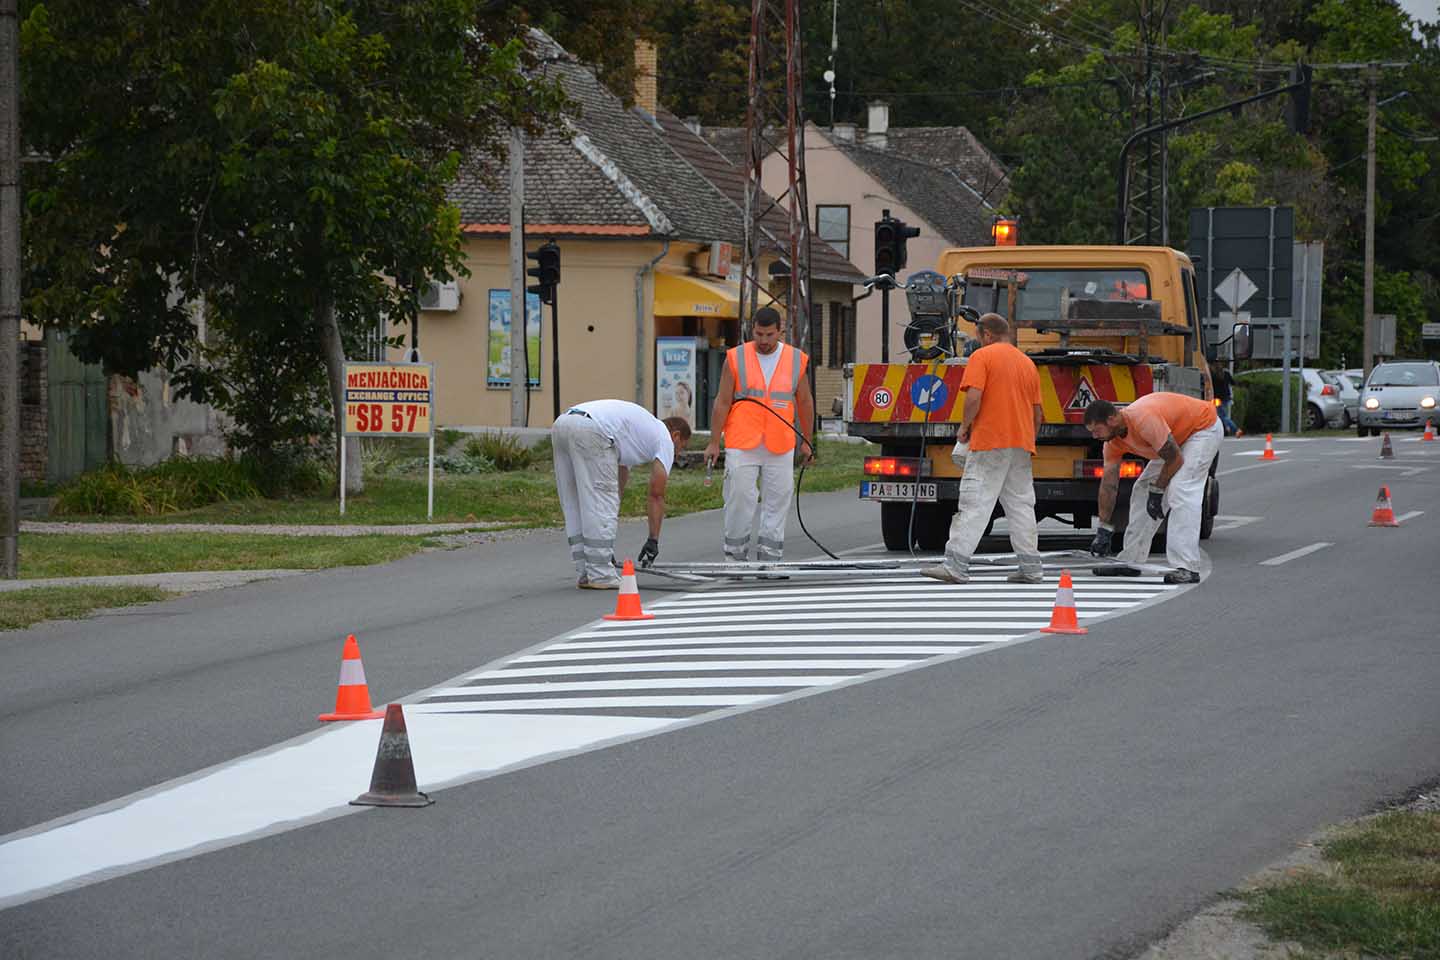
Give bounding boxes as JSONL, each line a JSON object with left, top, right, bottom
{"left": 722, "top": 451, "right": 794, "bottom": 561}
{"left": 1116, "top": 418, "right": 1222, "bottom": 573}
{"left": 941, "top": 446, "right": 1042, "bottom": 577}
{"left": 552, "top": 413, "right": 620, "bottom": 583}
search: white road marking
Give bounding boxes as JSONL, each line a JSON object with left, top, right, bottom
{"left": 0, "top": 570, "right": 1188, "bottom": 910}
{"left": 1217, "top": 464, "right": 1270, "bottom": 477}
{"left": 1350, "top": 464, "right": 1429, "bottom": 476}
{"left": 1259, "top": 542, "right": 1334, "bottom": 566}
{"left": 1211, "top": 515, "right": 1263, "bottom": 532}
{"left": 1395, "top": 510, "right": 1424, "bottom": 522}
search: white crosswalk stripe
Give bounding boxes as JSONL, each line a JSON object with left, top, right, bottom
{"left": 415, "top": 572, "right": 1176, "bottom": 719}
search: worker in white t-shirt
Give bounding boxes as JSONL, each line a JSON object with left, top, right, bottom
{"left": 552, "top": 399, "right": 692, "bottom": 588}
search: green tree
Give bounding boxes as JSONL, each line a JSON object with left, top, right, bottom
{"left": 21, "top": 0, "right": 563, "bottom": 491}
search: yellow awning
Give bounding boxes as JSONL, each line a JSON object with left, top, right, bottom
{"left": 653, "top": 271, "right": 740, "bottom": 319}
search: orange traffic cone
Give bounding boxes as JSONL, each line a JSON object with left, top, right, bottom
{"left": 351, "top": 704, "right": 433, "bottom": 808}
{"left": 1260, "top": 434, "right": 1276, "bottom": 460}
{"left": 1379, "top": 431, "right": 1395, "bottom": 459}
{"left": 318, "top": 634, "right": 386, "bottom": 721}
{"left": 1040, "top": 570, "right": 1088, "bottom": 635}
{"left": 1423, "top": 420, "right": 1435, "bottom": 442}
{"left": 1368, "top": 485, "right": 1400, "bottom": 527}
{"left": 603, "top": 560, "right": 655, "bottom": 621}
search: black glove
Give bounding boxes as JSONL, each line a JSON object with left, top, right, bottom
{"left": 638, "top": 538, "right": 659, "bottom": 568}
{"left": 1147, "top": 489, "right": 1166, "bottom": 521}
{"left": 1090, "top": 524, "right": 1114, "bottom": 558}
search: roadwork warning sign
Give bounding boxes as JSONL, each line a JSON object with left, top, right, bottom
{"left": 343, "top": 362, "right": 435, "bottom": 436}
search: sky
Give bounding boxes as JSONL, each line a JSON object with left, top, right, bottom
{"left": 1397, "top": 0, "right": 1436, "bottom": 27}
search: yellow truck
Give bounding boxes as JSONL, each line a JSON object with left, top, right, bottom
{"left": 845, "top": 244, "right": 1250, "bottom": 551}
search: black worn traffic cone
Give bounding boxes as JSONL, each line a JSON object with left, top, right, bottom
{"left": 1379, "top": 431, "right": 1395, "bottom": 459}
{"left": 351, "top": 704, "right": 433, "bottom": 808}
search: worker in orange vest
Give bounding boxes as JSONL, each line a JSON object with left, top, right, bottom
{"left": 704, "top": 307, "right": 815, "bottom": 562}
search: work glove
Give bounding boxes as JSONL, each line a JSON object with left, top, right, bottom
{"left": 1089, "top": 524, "right": 1115, "bottom": 558}
{"left": 1146, "top": 489, "right": 1166, "bottom": 521}
{"left": 638, "top": 538, "right": 659, "bottom": 568}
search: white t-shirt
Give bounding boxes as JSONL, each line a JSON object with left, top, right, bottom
{"left": 572, "top": 399, "right": 675, "bottom": 474}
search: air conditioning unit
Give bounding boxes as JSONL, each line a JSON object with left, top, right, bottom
{"left": 418, "top": 279, "right": 461, "bottom": 312}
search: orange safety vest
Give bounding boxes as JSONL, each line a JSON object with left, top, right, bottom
{"left": 724, "top": 341, "right": 808, "bottom": 454}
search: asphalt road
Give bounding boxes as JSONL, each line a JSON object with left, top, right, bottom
{"left": 2, "top": 434, "right": 1437, "bottom": 959}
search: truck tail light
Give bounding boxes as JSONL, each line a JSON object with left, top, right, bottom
{"left": 1075, "top": 460, "right": 1144, "bottom": 479}
{"left": 864, "top": 456, "right": 928, "bottom": 478}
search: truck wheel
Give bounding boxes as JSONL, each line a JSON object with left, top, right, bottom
{"left": 881, "top": 501, "right": 915, "bottom": 551}
{"left": 916, "top": 501, "right": 956, "bottom": 552}
{"left": 1357, "top": 424, "right": 1371, "bottom": 438}
{"left": 1200, "top": 476, "right": 1217, "bottom": 540}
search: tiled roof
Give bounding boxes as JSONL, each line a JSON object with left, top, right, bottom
{"left": 654, "top": 110, "right": 865, "bottom": 284}
{"left": 705, "top": 123, "right": 1009, "bottom": 247}
{"left": 447, "top": 31, "right": 742, "bottom": 243}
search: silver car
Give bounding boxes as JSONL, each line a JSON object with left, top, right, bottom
{"left": 1357, "top": 360, "right": 1440, "bottom": 436}
{"left": 1325, "top": 369, "right": 1362, "bottom": 427}
{"left": 1237, "top": 367, "right": 1348, "bottom": 430}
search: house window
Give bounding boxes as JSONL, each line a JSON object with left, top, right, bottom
{"left": 816, "top": 205, "right": 850, "bottom": 258}
{"left": 829, "top": 303, "right": 855, "bottom": 369}
{"left": 809, "top": 302, "right": 824, "bottom": 360}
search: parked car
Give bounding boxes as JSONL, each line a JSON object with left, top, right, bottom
{"left": 1325, "top": 368, "right": 1362, "bottom": 427}
{"left": 1235, "top": 366, "right": 1348, "bottom": 431}
{"left": 1356, "top": 360, "right": 1440, "bottom": 436}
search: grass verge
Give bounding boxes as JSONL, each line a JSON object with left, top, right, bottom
{"left": 49, "top": 439, "right": 872, "bottom": 528}
{"left": 1241, "top": 811, "right": 1440, "bottom": 957}
{"left": 0, "top": 586, "right": 175, "bottom": 632}
{"left": 20, "top": 533, "right": 442, "bottom": 579}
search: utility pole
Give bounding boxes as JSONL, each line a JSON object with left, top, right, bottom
{"left": 508, "top": 127, "right": 526, "bottom": 426}
{"left": 1362, "top": 63, "right": 1378, "bottom": 381}
{"left": 1, "top": 0, "right": 21, "bottom": 578}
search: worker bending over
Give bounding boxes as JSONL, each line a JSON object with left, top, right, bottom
{"left": 704, "top": 307, "right": 814, "bottom": 562}
{"left": 1082, "top": 392, "right": 1221, "bottom": 585}
{"left": 552, "top": 399, "right": 691, "bottom": 588}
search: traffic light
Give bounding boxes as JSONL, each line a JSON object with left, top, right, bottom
{"left": 527, "top": 241, "right": 561, "bottom": 305}
{"left": 873, "top": 211, "right": 920, "bottom": 276}
{"left": 1286, "top": 63, "right": 1312, "bottom": 134}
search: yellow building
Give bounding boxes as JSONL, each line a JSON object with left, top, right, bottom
{"left": 405, "top": 34, "right": 864, "bottom": 431}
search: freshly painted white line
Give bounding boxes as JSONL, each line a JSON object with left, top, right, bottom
{"left": 464, "top": 658, "right": 998, "bottom": 679}
{"left": 431, "top": 677, "right": 847, "bottom": 694}
{"left": 1395, "top": 510, "right": 1424, "bottom": 522}
{"left": 515, "top": 647, "right": 990, "bottom": 663}
{"left": 553, "top": 634, "right": 1018, "bottom": 651}
{"left": 417, "top": 694, "right": 777, "bottom": 710}
{"left": 1259, "top": 542, "right": 1333, "bottom": 566}
{"left": 656, "top": 593, "right": 1153, "bottom": 608}
{"left": 569, "top": 622, "right": 1055, "bottom": 640}
{"left": 644, "top": 600, "right": 1134, "bottom": 615}
{"left": 1351, "top": 464, "right": 1429, "bottom": 476}
{"left": 0, "top": 712, "right": 674, "bottom": 909}
{"left": 1217, "top": 464, "right": 1270, "bottom": 477}
{"left": 676, "top": 582, "right": 1172, "bottom": 600}
{"left": 589, "top": 610, "right": 1113, "bottom": 628}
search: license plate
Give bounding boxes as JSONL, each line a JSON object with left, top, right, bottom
{"left": 861, "top": 481, "right": 938, "bottom": 501}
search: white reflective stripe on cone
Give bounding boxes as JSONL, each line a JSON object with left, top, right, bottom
{"left": 339, "top": 660, "right": 368, "bottom": 686}
{"left": 1055, "top": 587, "right": 1075, "bottom": 607}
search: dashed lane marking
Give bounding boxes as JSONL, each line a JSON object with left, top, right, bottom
{"left": 1259, "top": 542, "right": 1334, "bottom": 566}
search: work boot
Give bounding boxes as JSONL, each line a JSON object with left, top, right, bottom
{"left": 920, "top": 565, "right": 969, "bottom": 585}
{"left": 1006, "top": 570, "right": 1044, "bottom": 584}
{"left": 579, "top": 577, "right": 621, "bottom": 590}
{"left": 1162, "top": 568, "right": 1200, "bottom": 585}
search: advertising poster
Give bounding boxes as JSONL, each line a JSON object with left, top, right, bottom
{"left": 656, "top": 336, "right": 699, "bottom": 429}
{"left": 342, "top": 362, "right": 435, "bottom": 437}
{"left": 487, "top": 289, "right": 542, "bottom": 388}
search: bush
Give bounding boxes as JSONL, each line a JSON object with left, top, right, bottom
{"left": 52, "top": 454, "right": 325, "bottom": 516}
{"left": 1234, "top": 372, "right": 1304, "bottom": 434}
{"left": 394, "top": 453, "right": 496, "bottom": 475}
{"left": 464, "top": 432, "right": 534, "bottom": 471}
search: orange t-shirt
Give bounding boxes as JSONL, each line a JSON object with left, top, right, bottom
{"left": 960, "top": 342, "right": 1041, "bottom": 453}
{"left": 1103, "top": 391, "right": 1218, "bottom": 463}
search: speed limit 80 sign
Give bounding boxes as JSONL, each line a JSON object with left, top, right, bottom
{"left": 343, "top": 362, "right": 435, "bottom": 437}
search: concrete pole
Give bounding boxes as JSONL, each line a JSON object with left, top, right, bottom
{"left": 1, "top": 0, "right": 21, "bottom": 578}
{"left": 508, "top": 126, "right": 526, "bottom": 426}
{"left": 1362, "top": 64, "right": 1378, "bottom": 381}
